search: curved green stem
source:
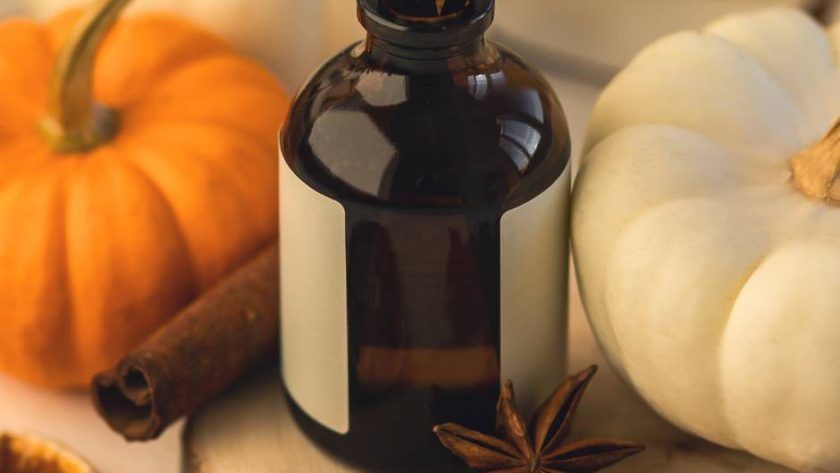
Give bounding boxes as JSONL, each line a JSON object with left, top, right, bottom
{"left": 40, "top": 0, "right": 132, "bottom": 154}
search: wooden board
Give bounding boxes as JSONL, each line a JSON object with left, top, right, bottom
{"left": 183, "top": 275, "right": 795, "bottom": 473}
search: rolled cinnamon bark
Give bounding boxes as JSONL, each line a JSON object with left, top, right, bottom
{"left": 91, "top": 244, "right": 279, "bottom": 441}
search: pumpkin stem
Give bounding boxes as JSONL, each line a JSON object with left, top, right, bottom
{"left": 791, "top": 117, "right": 840, "bottom": 206}
{"left": 39, "top": 0, "right": 131, "bottom": 154}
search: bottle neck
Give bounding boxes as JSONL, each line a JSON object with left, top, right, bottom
{"left": 366, "top": 33, "right": 487, "bottom": 61}
{"left": 357, "top": 0, "right": 495, "bottom": 64}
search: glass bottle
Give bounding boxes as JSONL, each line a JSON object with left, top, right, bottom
{"left": 279, "top": 1, "right": 571, "bottom": 471}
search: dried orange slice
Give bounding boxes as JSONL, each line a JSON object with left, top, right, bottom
{"left": 0, "top": 433, "right": 95, "bottom": 473}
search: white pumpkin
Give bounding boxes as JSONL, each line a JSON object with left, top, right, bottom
{"left": 24, "top": 0, "right": 363, "bottom": 88}
{"left": 573, "top": 8, "right": 840, "bottom": 473}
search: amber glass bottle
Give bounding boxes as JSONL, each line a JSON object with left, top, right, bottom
{"left": 279, "top": 0, "right": 571, "bottom": 471}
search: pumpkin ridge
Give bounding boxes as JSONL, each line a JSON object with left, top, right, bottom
{"left": 0, "top": 165, "right": 80, "bottom": 386}
{"left": 113, "top": 136, "right": 268, "bottom": 289}
{"left": 46, "top": 10, "right": 83, "bottom": 54}
{"left": 120, "top": 79, "right": 287, "bottom": 147}
{"left": 606, "top": 198, "right": 761, "bottom": 444}
{"left": 124, "top": 105, "right": 285, "bottom": 158}
{"left": 62, "top": 152, "right": 198, "bottom": 381}
{"left": 120, "top": 54, "right": 287, "bottom": 132}
{"left": 125, "top": 118, "right": 277, "bottom": 162}
{"left": 0, "top": 142, "right": 54, "bottom": 187}
{"left": 54, "top": 166, "right": 80, "bottom": 385}
{"left": 704, "top": 23, "right": 830, "bottom": 139}
{"left": 90, "top": 14, "right": 237, "bottom": 110}
{"left": 713, "top": 249, "right": 779, "bottom": 452}
{"left": 126, "top": 120, "right": 278, "bottom": 188}
{"left": 107, "top": 144, "right": 201, "bottom": 293}
{"left": 95, "top": 47, "right": 232, "bottom": 113}
{"left": 115, "top": 12, "right": 237, "bottom": 53}
{"left": 703, "top": 34, "right": 806, "bottom": 126}
{"left": 0, "top": 85, "right": 48, "bottom": 123}
{"left": 158, "top": 126, "right": 275, "bottom": 209}
{"left": 0, "top": 19, "right": 53, "bottom": 104}
{"left": 715, "top": 249, "right": 778, "bottom": 430}
{"left": 129, "top": 51, "right": 268, "bottom": 90}
{"left": 585, "top": 30, "right": 805, "bottom": 159}
{"left": 161, "top": 126, "right": 277, "bottom": 225}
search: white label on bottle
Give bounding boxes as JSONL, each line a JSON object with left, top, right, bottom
{"left": 500, "top": 164, "right": 571, "bottom": 418}
{"left": 279, "top": 154, "right": 350, "bottom": 434}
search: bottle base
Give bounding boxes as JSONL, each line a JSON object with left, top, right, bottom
{"left": 284, "top": 385, "right": 487, "bottom": 473}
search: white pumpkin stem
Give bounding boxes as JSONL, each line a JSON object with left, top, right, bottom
{"left": 40, "top": 0, "right": 132, "bottom": 154}
{"left": 791, "top": 118, "right": 840, "bottom": 206}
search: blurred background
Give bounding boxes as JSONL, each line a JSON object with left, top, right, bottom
{"left": 9, "top": 0, "right": 837, "bottom": 90}
{"left": 0, "top": 0, "right": 837, "bottom": 90}
{"left": 0, "top": 1, "right": 836, "bottom": 472}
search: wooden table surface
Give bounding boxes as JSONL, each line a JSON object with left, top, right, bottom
{"left": 182, "top": 274, "right": 795, "bottom": 473}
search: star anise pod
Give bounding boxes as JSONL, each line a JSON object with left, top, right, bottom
{"left": 433, "top": 366, "right": 644, "bottom": 473}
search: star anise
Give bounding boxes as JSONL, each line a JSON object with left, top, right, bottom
{"left": 433, "top": 366, "right": 644, "bottom": 473}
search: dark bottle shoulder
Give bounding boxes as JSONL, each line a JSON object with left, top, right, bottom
{"left": 281, "top": 40, "right": 570, "bottom": 211}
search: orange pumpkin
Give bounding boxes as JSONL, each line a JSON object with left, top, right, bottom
{"left": 0, "top": 0, "right": 289, "bottom": 387}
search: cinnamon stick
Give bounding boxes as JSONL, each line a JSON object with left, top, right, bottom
{"left": 91, "top": 244, "right": 279, "bottom": 441}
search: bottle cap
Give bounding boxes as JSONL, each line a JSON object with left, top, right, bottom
{"left": 358, "top": 0, "right": 494, "bottom": 49}
{"left": 383, "top": 0, "right": 472, "bottom": 21}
